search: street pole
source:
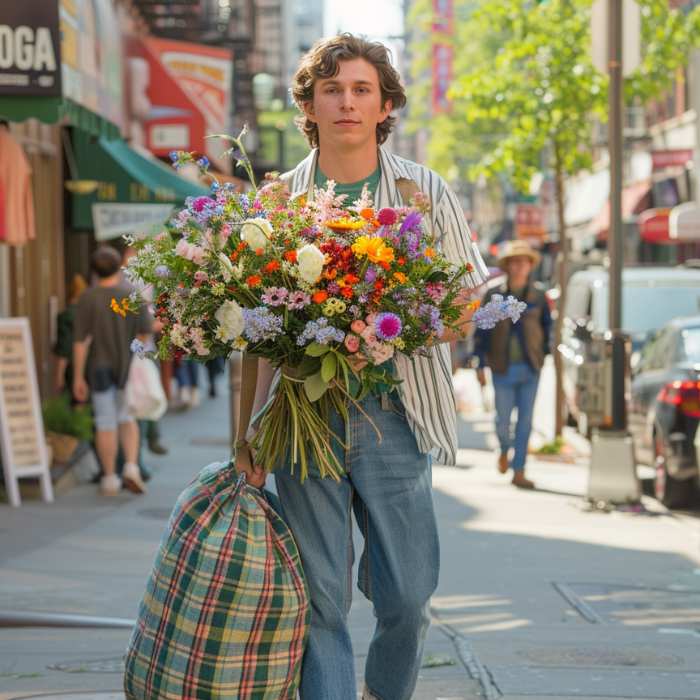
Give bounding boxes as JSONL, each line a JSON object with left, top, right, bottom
{"left": 586, "top": 0, "right": 640, "bottom": 504}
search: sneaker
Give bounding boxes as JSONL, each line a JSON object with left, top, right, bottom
{"left": 122, "top": 462, "right": 147, "bottom": 494}
{"left": 100, "top": 474, "right": 122, "bottom": 496}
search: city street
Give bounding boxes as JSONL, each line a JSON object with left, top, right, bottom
{"left": 2, "top": 369, "right": 700, "bottom": 700}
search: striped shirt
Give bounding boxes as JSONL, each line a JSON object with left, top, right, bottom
{"left": 280, "top": 147, "right": 489, "bottom": 465}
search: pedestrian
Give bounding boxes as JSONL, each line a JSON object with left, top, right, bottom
{"left": 474, "top": 240, "right": 552, "bottom": 490}
{"left": 53, "top": 273, "right": 87, "bottom": 396}
{"left": 205, "top": 357, "right": 225, "bottom": 398}
{"left": 174, "top": 357, "right": 200, "bottom": 408}
{"left": 72, "top": 245, "right": 153, "bottom": 496}
{"left": 236, "top": 34, "right": 488, "bottom": 700}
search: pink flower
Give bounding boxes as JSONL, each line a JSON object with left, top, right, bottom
{"left": 344, "top": 334, "right": 360, "bottom": 353}
{"left": 194, "top": 271, "right": 209, "bottom": 285}
{"left": 361, "top": 326, "right": 379, "bottom": 347}
{"left": 368, "top": 342, "right": 394, "bottom": 364}
{"left": 350, "top": 319, "right": 366, "bottom": 334}
{"left": 375, "top": 312, "right": 402, "bottom": 341}
{"left": 365, "top": 312, "right": 378, "bottom": 326}
{"left": 377, "top": 208, "right": 398, "bottom": 226}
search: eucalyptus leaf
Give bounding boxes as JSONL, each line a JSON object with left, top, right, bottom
{"left": 321, "top": 353, "right": 338, "bottom": 383}
{"left": 304, "top": 371, "right": 328, "bottom": 402}
{"left": 305, "top": 342, "right": 330, "bottom": 357}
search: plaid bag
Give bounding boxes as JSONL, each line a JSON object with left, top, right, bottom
{"left": 124, "top": 461, "right": 309, "bottom": 699}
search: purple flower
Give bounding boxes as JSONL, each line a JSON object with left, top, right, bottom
{"left": 473, "top": 295, "right": 527, "bottom": 330}
{"left": 287, "top": 291, "right": 311, "bottom": 310}
{"left": 243, "top": 307, "right": 284, "bottom": 342}
{"left": 192, "top": 196, "right": 214, "bottom": 213}
{"left": 399, "top": 211, "right": 422, "bottom": 235}
{"left": 375, "top": 312, "right": 402, "bottom": 341}
{"left": 327, "top": 281, "right": 341, "bottom": 295}
{"left": 297, "top": 318, "right": 345, "bottom": 346}
{"left": 261, "top": 286, "right": 289, "bottom": 306}
{"left": 425, "top": 282, "right": 447, "bottom": 303}
{"left": 154, "top": 265, "right": 170, "bottom": 278}
{"left": 364, "top": 266, "right": 377, "bottom": 283}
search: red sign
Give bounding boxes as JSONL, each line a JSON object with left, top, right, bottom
{"left": 127, "top": 37, "right": 231, "bottom": 169}
{"left": 639, "top": 208, "right": 671, "bottom": 244}
{"left": 651, "top": 149, "right": 693, "bottom": 171}
{"left": 432, "top": 0, "right": 454, "bottom": 32}
{"left": 515, "top": 203, "right": 546, "bottom": 238}
{"left": 431, "top": 44, "right": 453, "bottom": 114}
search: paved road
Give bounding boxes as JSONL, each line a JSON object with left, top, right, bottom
{"left": 2, "top": 373, "right": 700, "bottom": 699}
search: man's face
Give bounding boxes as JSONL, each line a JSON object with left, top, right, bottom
{"left": 303, "top": 58, "right": 392, "bottom": 150}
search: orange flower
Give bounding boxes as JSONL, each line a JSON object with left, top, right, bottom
{"left": 323, "top": 268, "right": 338, "bottom": 280}
{"left": 340, "top": 286, "right": 354, "bottom": 299}
{"left": 467, "top": 299, "right": 481, "bottom": 311}
{"left": 466, "top": 262, "right": 474, "bottom": 273}
{"left": 342, "top": 273, "right": 360, "bottom": 286}
{"left": 360, "top": 208, "right": 375, "bottom": 220}
{"left": 325, "top": 217, "right": 366, "bottom": 232}
{"left": 237, "top": 241, "right": 247, "bottom": 251}
{"left": 397, "top": 256, "right": 406, "bottom": 266}
{"left": 424, "top": 247, "right": 435, "bottom": 259}
{"left": 255, "top": 247, "right": 265, "bottom": 256}
{"left": 263, "top": 260, "right": 280, "bottom": 273}
{"left": 283, "top": 250, "right": 297, "bottom": 263}
{"left": 378, "top": 261, "right": 391, "bottom": 271}
{"left": 229, "top": 251, "right": 239, "bottom": 261}
{"left": 312, "top": 290, "right": 328, "bottom": 304}
{"left": 110, "top": 297, "right": 127, "bottom": 318}
{"left": 393, "top": 271, "right": 408, "bottom": 284}
{"left": 246, "top": 275, "right": 262, "bottom": 287}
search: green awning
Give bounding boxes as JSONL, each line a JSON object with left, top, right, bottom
{"left": 0, "top": 97, "right": 121, "bottom": 141}
{"left": 70, "top": 130, "right": 208, "bottom": 239}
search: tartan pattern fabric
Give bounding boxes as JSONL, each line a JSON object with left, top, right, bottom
{"left": 124, "top": 462, "right": 310, "bottom": 699}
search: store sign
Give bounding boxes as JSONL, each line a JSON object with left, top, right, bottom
{"left": 515, "top": 203, "right": 546, "bottom": 239}
{"left": 0, "top": 2, "right": 61, "bottom": 96}
{"left": 92, "top": 202, "right": 174, "bottom": 241}
{"left": 651, "top": 149, "right": 693, "bottom": 171}
{"left": 0, "top": 318, "right": 53, "bottom": 507}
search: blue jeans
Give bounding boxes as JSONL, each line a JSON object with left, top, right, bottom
{"left": 492, "top": 362, "right": 540, "bottom": 472}
{"left": 274, "top": 394, "right": 439, "bottom": 700}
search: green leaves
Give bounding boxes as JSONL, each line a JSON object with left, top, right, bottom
{"left": 305, "top": 342, "right": 329, "bottom": 357}
{"left": 303, "top": 371, "right": 327, "bottom": 402}
{"left": 321, "top": 353, "right": 337, "bottom": 383}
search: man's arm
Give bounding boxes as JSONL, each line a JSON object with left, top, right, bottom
{"left": 72, "top": 337, "right": 91, "bottom": 402}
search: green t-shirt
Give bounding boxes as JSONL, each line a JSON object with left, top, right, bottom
{"left": 314, "top": 165, "right": 381, "bottom": 206}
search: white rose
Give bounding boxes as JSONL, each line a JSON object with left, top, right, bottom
{"left": 214, "top": 300, "right": 245, "bottom": 342}
{"left": 240, "top": 218, "right": 273, "bottom": 250}
{"left": 297, "top": 244, "right": 325, "bottom": 284}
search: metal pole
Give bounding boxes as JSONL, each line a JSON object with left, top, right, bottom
{"left": 607, "top": 0, "right": 626, "bottom": 431}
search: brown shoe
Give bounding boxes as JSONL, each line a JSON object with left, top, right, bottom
{"left": 512, "top": 472, "right": 535, "bottom": 490}
{"left": 122, "top": 462, "right": 147, "bottom": 495}
{"left": 498, "top": 453, "right": 509, "bottom": 474}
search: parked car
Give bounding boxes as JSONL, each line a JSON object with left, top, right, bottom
{"left": 629, "top": 316, "right": 700, "bottom": 508}
{"left": 560, "top": 265, "right": 700, "bottom": 435}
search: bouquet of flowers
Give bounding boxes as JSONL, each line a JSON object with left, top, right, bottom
{"left": 123, "top": 131, "right": 525, "bottom": 480}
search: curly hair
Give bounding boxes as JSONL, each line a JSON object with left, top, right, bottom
{"left": 291, "top": 33, "right": 407, "bottom": 149}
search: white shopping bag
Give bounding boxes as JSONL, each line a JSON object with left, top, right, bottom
{"left": 126, "top": 357, "right": 167, "bottom": 421}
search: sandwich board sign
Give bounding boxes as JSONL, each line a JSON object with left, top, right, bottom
{"left": 0, "top": 318, "right": 53, "bottom": 506}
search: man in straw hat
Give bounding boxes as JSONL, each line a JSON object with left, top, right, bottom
{"left": 474, "top": 240, "right": 552, "bottom": 489}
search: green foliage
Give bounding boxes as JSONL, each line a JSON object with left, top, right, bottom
{"left": 407, "top": 0, "right": 700, "bottom": 191}
{"left": 42, "top": 394, "right": 93, "bottom": 442}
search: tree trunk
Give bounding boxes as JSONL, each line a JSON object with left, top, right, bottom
{"left": 553, "top": 144, "right": 569, "bottom": 438}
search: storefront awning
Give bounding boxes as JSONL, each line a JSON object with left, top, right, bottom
{"left": 593, "top": 180, "right": 651, "bottom": 241}
{"left": 670, "top": 202, "right": 700, "bottom": 240}
{"left": 0, "top": 97, "right": 121, "bottom": 140}
{"left": 70, "top": 130, "right": 208, "bottom": 240}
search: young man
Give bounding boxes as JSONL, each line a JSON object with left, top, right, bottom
{"left": 73, "top": 245, "right": 153, "bottom": 496}
{"left": 236, "top": 34, "right": 488, "bottom": 700}
{"left": 474, "top": 240, "right": 552, "bottom": 490}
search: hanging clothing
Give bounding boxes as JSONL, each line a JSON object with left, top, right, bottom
{"left": 0, "top": 126, "right": 36, "bottom": 245}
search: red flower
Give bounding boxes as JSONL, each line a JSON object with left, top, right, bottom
{"left": 283, "top": 250, "right": 297, "bottom": 263}
{"left": 340, "top": 286, "right": 354, "bottom": 299}
{"left": 263, "top": 260, "right": 280, "bottom": 273}
{"left": 377, "top": 208, "right": 398, "bottom": 226}
{"left": 312, "top": 290, "right": 328, "bottom": 304}
{"left": 246, "top": 275, "right": 262, "bottom": 287}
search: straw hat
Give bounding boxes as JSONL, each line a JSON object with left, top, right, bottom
{"left": 497, "top": 240, "right": 541, "bottom": 269}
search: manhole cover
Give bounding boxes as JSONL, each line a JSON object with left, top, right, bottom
{"left": 48, "top": 657, "right": 124, "bottom": 674}
{"left": 138, "top": 507, "right": 172, "bottom": 520}
{"left": 190, "top": 437, "right": 230, "bottom": 446}
{"left": 519, "top": 646, "right": 684, "bottom": 668}
{"left": 18, "top": 694, "right": 124, "bottom": 699}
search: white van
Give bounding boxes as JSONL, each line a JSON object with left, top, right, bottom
{"left": 560, "top": 265, "right": 700, "bottom": 430}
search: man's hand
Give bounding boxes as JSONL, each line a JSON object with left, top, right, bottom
{"left": 235, "top": 443, "right": 267, "bottom": 489}
{"left": 476, "top": 368, "right": 487, "bottom": 387}
{"left": 347, "top": 353, "right": 368, "bottom": 374}
{"left": 73, "top": 377, "right": 89, "bottom": 403}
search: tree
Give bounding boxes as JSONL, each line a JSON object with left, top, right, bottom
{"left": 408, "top": 0, "right": 700, "bottom": 437}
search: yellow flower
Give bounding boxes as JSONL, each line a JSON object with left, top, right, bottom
{"left": 325, "top": 217, "right": 366, "bottom": 232}
{"left": 110, "top": 297, "right": 129, "bottom": 318}
{"left": 393, "top": 338, "right": 405, "bottom": 350}
{"left": 322, "top": 298, "right": 347, "bottom": 316}
{"left": 424, "top": 247, "right": 436, "bottom": 259}
{"left": 352, "top": 236, "right": 394, "bottom": 264}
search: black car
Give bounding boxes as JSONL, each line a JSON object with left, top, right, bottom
{"left": 629, "top": 316, "right": 700, "bottom": 508}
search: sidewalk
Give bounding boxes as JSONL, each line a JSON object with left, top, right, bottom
{"left": 1, "top": 384, "right": 700, "bottom": 699}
